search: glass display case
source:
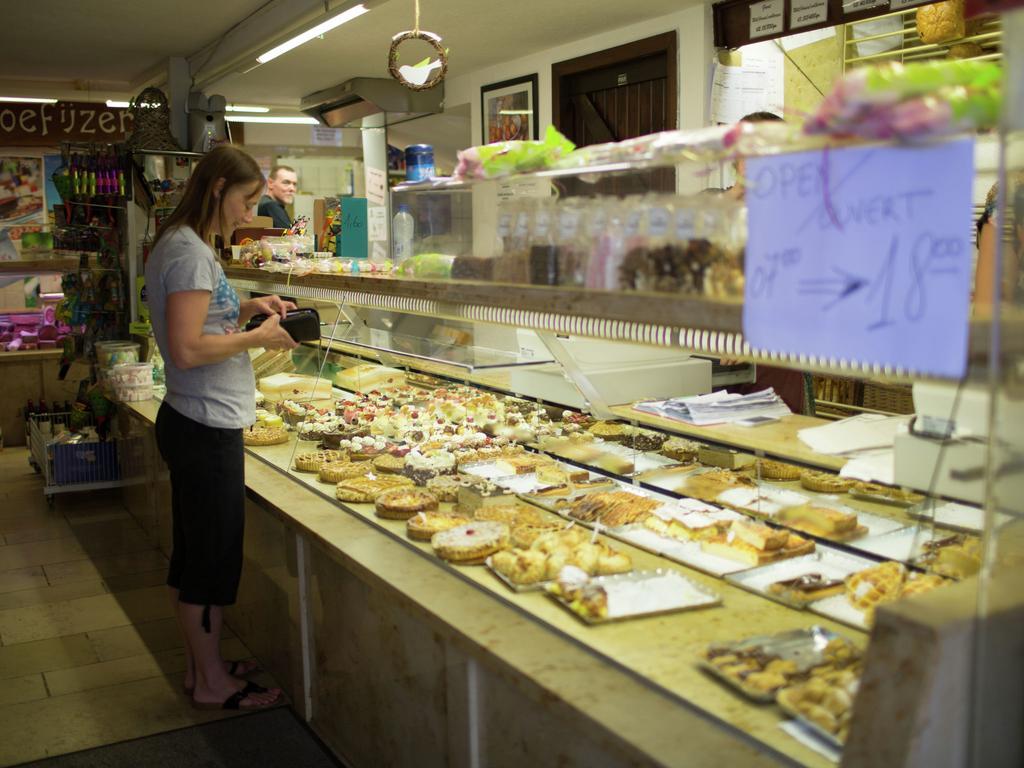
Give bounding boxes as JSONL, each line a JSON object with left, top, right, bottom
{"left": 215, "top": 94, "right": 1024, "bottom": 764}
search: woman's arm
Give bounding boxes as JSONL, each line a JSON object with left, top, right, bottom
{"left": 975, "top": 219, "right": 998, "bottom": 308}
{"left": 166, "top": 290, "right": 296, "bottom": 370}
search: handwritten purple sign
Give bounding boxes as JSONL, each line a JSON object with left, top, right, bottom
{"left": 743, "top": 138, "right": 974, "bottom": 378}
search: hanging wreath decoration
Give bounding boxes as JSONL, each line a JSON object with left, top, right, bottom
{"left": 388, "top": 0, "right": 448, "bottom": 91}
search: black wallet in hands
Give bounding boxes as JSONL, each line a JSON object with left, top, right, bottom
{"left": 244, "top": 308, "right": 321, "bottom": 342}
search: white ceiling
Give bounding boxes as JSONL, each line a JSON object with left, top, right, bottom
{"left": 0, "top": 0, "right": 701, "bottom": 107}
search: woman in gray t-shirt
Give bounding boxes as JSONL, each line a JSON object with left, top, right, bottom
{"left": 146, "top": 145, "right": 296, "bottom": 711}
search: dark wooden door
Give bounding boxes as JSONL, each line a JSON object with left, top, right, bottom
{"left": 553, "top": 32, "right": 677, "bottom": 195}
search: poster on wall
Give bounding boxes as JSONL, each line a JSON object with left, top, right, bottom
{"left": 481, "top": 74, "right": 539, "bottom": 144}
{"left": 0, "top": 157, "right": 44, "bottom": 226}
{"left": 0, "top": 156, "right": 45, "bottom": 260}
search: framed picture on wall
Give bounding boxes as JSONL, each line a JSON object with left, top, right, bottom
{"left": 481, "top": 74, "right": 539, "bottom": 144}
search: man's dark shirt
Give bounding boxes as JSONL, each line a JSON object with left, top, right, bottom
{"left": 258, "top": 195, "right": 291, "bottom": 229}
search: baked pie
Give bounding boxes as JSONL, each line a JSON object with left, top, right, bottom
{"left": 661, "top": 437, "right": 701, "bottom": 462}
{"left": 425, "top": 474, "right": 462, "bottom": 503}
{"left": 799, "top": 471, "right": 854, "bottom": 494}
{"left": 849, "top": 481, "right": 926, "bottom": 506}
{"left": 755, "top": 459, "right": 802, "bottom": 481}
{"left": 406, "top": 511, "right": 471, "bottom": 541}
{"left": 431, "top": 521, "right": 511, "bottom": 564}
{"left": 375, "top": 488, "right": 439, "bottom": 520}
{"left": 587, "top": 421, "right": 628, "bottom": 441}
{"left": 318, "top": 460, "right": 372, "bottom": 483}
{"left": 335, "top": 475, "right": 414, "bottom": 503}
{"left": 372, "top": 453, "right": 407, "bottom": 474}
{"left": 243, "top": 426, "right": 289, "bottom": 446}
{"left": 473, "top": 503, "right": 544, "bottom": 528}
{"left": 293, "top": 450, "right": 345, "bottom": 473}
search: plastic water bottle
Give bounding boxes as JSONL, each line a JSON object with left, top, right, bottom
{"left": 392, "top": 205, "right": 414, "bottom": 266}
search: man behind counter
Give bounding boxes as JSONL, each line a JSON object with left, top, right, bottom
{"left": 258, "top": 165, "right": 298, "bottom": 229}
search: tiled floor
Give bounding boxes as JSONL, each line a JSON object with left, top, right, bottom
{"left": 0, "top": 447, "right": 255, "bottom": 766}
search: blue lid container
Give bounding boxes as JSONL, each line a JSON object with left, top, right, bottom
{"left": 405, "top": 144, "right": 435, "bottom": 182}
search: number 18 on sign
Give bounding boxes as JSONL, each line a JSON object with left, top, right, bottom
{"left": 742, "top": 138, "right": 974, "bottom": 378}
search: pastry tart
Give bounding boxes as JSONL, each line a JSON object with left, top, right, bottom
{"left": 375, "top": 488, "right": 439, "bottom": 520}
{"left": 406, "top": 511, "right": 471, "bottom": 541}
{"left": 425, "top": 474, "right": 462, "bottom": 503}
{"left": 473, "top": 503, "right": 544, "bottom": 528}
{"left": 587, "top": 421, "right": 628, "bottom": 441}
{"left": 431, "top": 521, "right": 510, "bottom": 564}
{"left": 318, "top": 460, "right": 372, "bottom": 483}
{"left": 799, "top": 471, "right": 854, "bottom": 494}
{"left": 372, "top": 453, "right": 407, "bottom": 474}
{"left": 335, "top": 475, "right": 414, "bottom": 503}
{"left": 293, "top": 450, "right": 345, "bottom": 473}
{"left": 661, "top": 437, "right": 701, "bottom": 462}
{"left": 755, "top": 459, "right": 802, "bottom": 481}
{"left": 243, "top": 426, "right": 289, "bottom": 446}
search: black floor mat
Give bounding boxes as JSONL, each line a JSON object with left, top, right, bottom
{"left": 12, "top": 707, "right": 345, "bottom": 768}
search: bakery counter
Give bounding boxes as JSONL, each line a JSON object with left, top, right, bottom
{"left": 610, "top": 406, "right": 846, "bottom": 473}
{"left": 122, "top": 400, "right": 840, "bottom": 767}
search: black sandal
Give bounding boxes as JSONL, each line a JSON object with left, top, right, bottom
{"left": 192, "top": 681, "right": 279, "bottom": 711}
{"left": 182, "top": 659, "right": 261, "bottom": 695}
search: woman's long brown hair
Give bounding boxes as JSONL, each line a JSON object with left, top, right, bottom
{"left": 153, "top": 145, "right": 263, "bottom": 248}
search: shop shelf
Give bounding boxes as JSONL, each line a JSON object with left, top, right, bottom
{"left": 226, "top": 266, "right": 1023, "bottom": 381}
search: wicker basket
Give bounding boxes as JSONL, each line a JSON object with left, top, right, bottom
{"left": 813, "top": 375, "right": 861, "bottom": 406}
{"left": 862, "top": 382, "right": 915, "bottom": 414}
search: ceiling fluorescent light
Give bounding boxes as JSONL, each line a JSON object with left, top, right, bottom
{"left": 225, "top": 115, "right": 319, "bottom": 124}
{"left": 498, "top": 110, "right": 533, "bottom": 115}
{"left": 226, "top": 105, "right": 270, "bottom": 113}
{"left": 0, "top": 96, "right": 58, "bottom": 103}
{"left": 106, "top": 100, "right": 130, "bottom": 108}
{"left": 257, "top": 4, "right": 369, "bottom": 64}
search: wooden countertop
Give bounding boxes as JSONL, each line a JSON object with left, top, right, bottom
{"left": 0, "top": 349, "right": 63, "bottom": 362}
{"left": 611, "top": 405, "right": 846, "bottom": 471}
{"left": 123, "top": 400, "right": 847, "bottom": 767}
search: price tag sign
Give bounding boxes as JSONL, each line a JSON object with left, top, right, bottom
{"left": 791, "top": 0, "right": 828, "bottom": 28}
{"left": 750, "top": 0, "right": 785, "bottom": 38}
{"left": 743, "top": 139, "right": 974, "bottom": 378}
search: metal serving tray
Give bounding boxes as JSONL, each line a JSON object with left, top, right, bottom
{"left": 699, "top": 626, "right": 848, "bottom": 702}
{"left": 808, "top": 594, "right": 869, "bottom": 631}
{"left": 484, "top": 555, "right": 550, "bottom": 593}
{"left": 609, "top": 525, "right": 752, "bottom": 577}
{"left": 546, "top": 569, "right": 721, "bottom": 625}
{"left": 725, "top": 549, "right": 874, "bottom": 609}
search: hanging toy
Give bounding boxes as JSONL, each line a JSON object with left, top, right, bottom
{"left": 388, "top": 0, "right": 447, "bottom": 91}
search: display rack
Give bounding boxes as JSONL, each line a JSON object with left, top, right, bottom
{"left": 226, "top": 267, "right": 1022, "bottom": 381}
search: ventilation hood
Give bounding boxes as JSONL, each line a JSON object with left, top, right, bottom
{"left": 301, "top": 77, "right": 444, "bottom": 127}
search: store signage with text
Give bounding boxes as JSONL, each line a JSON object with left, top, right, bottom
{"left": 790, "top": 0, "right": 828, "bottom": 28}
{"left": 0, "top": 101, "right": 132, "bottom": 146}
{"left": 750, "top": 0, "right": 785, "bottom": 38}
{"left": 743, "top": 139, "right": 975, "bottom": 378}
